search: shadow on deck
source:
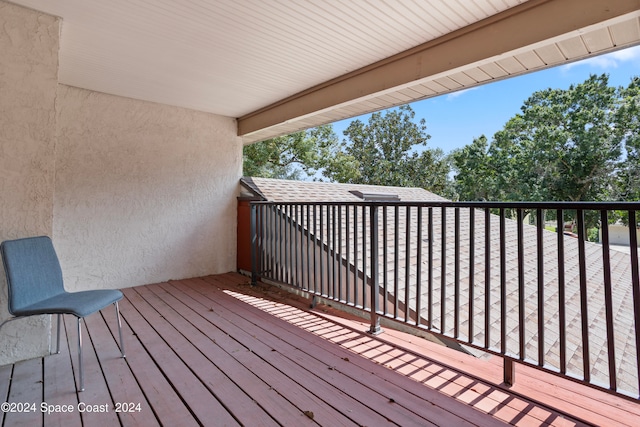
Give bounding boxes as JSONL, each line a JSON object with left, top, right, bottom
{"left": 1, "top": 273, "right": 638, "bottom": 426}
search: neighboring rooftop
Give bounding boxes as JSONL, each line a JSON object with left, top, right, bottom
{"left": 242, "top": 177, "right": 640, "bottom": 397}
{"left": 240, "top": 176, "right": 447, "bottom": 203}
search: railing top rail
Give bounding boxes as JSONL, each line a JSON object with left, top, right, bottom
{"left": 250, "top": 200, "right": 640, "bottom": 210}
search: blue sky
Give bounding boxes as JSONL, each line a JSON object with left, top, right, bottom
{"left": 331, "top": 45, "right": 640, "bottom": 155}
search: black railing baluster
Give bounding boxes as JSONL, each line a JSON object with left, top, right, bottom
{"left": 500, "top": 208, "right": 506, "bottom": 355}
{"left": 485, "top": 207, "right": 491, "bottom": 349}
{"left": 247, "top": 200, "right": 640, "bottom": 401}
{"left": 537, "top": 208, "right": 545, "bottom": 367}
{"left": 331, "top": 205, "right": 336, "bottom": 299}
{"left": 346, "top": 205, "right": 351, "bottom": 305}
{"left": 294, "top": 205, "right": 299, "bottom": 287}
{"left": 362, "top": 205, "right": 368, "bottom": 310}
{"left": 268, "top": 205, "right": 273, "bottom": 281}
{"left": 354, "top": 206, "right": 359, "bottom": 307}
{"left": 416, "top": 206, "right": 423, "bottom": 327}
{"left": 285, "top": 204, "right": 290, "bottom": 284}
{"left": 577, "top": 209, "right": 591, "bottom": 382}
{"left": 600, "top": 209, "right": 617, "bottom": 391}
{"left": 370, "top": 205, "right": 381, "bottom": 334}
{"left": 441, "top": 206, "right": 447, "bottom": 333}
{"left": 338, "top": 205, "right": 343, "bottom": 302}
{"left": 319, "top": 205, "right": 325, "bottom": 296}
{"left": 454, "top": 207, "right": 460, "bottom": 337}
{"left": 557, "top": 209, "right": 566, "bottom": 374}
{"left": 428, "top": 207, "right": 434, "bottom": 331}
{"left": 469, "top": 207, "right": 475, "bottom": 344}
{"left": 306, "top": 205, "right": 315, "bottom": 290}
{"left": 405, "top": 205, "right": 412, "bottom": 323}
{"left": 250, "top": 203, "right": 257, "bottom": 286}
{"left": 285, "top": 205, "right": 295, "bottom": 283}
{"left": 261, "top": 205, "right": 267, "bottom": 281}
{"left": 313, "top": 204, "right": 318, "bottom": 294}
{"left": 517, "top": 209, "right": 525, "bottom": 361}
{"left": 394, "top": 205, "right": 400, "bottom": 318}
{"left": 629, "top": 210, "right": 640, "bottom": 395}
{"left": 277, "top": 204, "right": 283, "bottom": 282}
{"left": 383, "top": 205, "right": 388, "bottom": 316}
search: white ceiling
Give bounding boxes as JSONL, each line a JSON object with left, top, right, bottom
{"left": 9, "top": 0, "right": 640, "bottom": 143}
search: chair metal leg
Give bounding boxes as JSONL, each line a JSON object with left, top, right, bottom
{"left": 56, "top": 314, "right": 62, "bottom": 354}
{"left": 77, "top": 317, "right": 84, "bottom": 392}
{"left": 115, "top": 302, "right": 126, "bottom": 358}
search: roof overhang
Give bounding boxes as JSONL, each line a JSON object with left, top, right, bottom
{"left": 239, "top": 0, "right": 640, "bottom": 144}
{"left": 8, "top": 0, "right": 640, "bottom": 145}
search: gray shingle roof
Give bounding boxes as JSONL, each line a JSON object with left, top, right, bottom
{"left": 240, "top": 177, "right": 446, "bottom": 203}
{"left": 241, "top": 177, "right": 639, "bottom": 396}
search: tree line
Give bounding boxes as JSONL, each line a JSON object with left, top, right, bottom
{"left": 243, "top": 74, "right": 640, "bottom": 205}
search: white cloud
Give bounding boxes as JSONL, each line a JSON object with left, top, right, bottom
{"left": 446, "top": 87, "right": 479, "bottom": 100}
{"left": 561, "top": 44, "right": 640, "bottom": 71}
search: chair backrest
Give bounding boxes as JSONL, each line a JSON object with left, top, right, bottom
{"left": 0, "top": 236, "right": 65, "bottom": 315}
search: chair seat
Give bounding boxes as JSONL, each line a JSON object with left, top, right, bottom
{"left": 12, "top": 289, "right": 123, "bottom": 318}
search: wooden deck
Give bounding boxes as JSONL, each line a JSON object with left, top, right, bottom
{"left": 1, "top": 273, "right": 639, "bottom": 426}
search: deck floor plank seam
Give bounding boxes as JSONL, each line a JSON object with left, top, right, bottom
{"left": 163, "top": 279, "right": 438, "bottom": 427}
{"left": 83, "top": 308, "right": 160, "bottom": 427}
{"left": 319, "top": 305, "right": 640, "bottom": 425}
{"left": 63, "top": 311, "right": 121, "bottom": 427}
{"left": 100, "top": 297, "right": 201, "bottom": 427}
{"left": 174, "top": 277, "right": 486, "bottom": 427}
{"left": 141, "top": 282, "right": 377, "bottom": 427}
{"left": 4, "top": 356, "right": 43, "bottom": 426}
{"left": 1, "top": 273, "right": 638, "bottom": 427}
{"left": 120, "top": 288, "right": 241, "bottom": 427}
{"left": 42, "top": 315, "right": 82, "bottom": 427}
{"left": 310, "top": 291, "right": 640, "bottom": 426}
{"left": 197, "top": 276, "right": 516, "bottom": 425}
{"left": 203, "top": 274, "right": 595, "bottom": 427}
{"left": 130, "top": 284, "right": 312, "bottom": 427}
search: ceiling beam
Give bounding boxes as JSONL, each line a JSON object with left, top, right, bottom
{"left": 237, "top": 0, "right": 640, "bottom": 137}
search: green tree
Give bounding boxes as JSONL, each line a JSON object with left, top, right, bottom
{"left": 455, "top": 74, "right": 623, "bottom": 203}
{"left": 322, "top": 105, "right": 453, "bottom": 197}
{"left": 615, "top": 76, "right": 640, "bottom": 201}
{"left": 243, "top": 125, "right": 338, "bottom": 180}
{"left": 451, "top": 135, "right": 493, "bottom": 200}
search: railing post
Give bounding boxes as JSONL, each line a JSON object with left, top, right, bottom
{"left": 369, "top": 204, "right": 382, "bottom": 335}
{"left": 504, "top": 357, "right": 515, "bottom": 386}
{"left": 250, "top": 202, "right": 258, "bottom": 286}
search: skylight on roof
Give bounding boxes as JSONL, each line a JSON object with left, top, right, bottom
{"left": 349, "top": 191, "right": 400, "bottom": 201}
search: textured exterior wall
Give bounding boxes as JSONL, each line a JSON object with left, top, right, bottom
{"left": 0, "top": 2, "right": 59, "bottom": 364}
{"left": 54, "top": 86, "right": 241, "bottom": 291}
{"left": 0, "top": 1, "right": 241, "bottom": 366}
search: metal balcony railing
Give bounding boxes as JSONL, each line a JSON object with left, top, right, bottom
{"left": 250, "top": 200, "right": 640, "bottom": 400}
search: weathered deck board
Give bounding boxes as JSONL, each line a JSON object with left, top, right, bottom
{"left": 136, "top": 283, "right": 356, "bottom": 427}
{"left": 5, "top": 357, "right": 43, "bottom": 426}
{"left": 83, "top": 308, "right": 158, "bottom": 427}
{"left": 161, "top": 279, "right": 447, "bottom": 426}
{"left": 0, "top": 364, "right": 11, "bottom": 426}
{"left": 204, "top": 276, "right": 565, "bottom": 427}
{"left": 182, "top": 277, "right": 485, "bottom": 426}
{"left": 313, "top": 301, "right": 640, "bottom": 426}
{"left": 42, "top": 316, "right": 81, "bottom": 427}
{"left": 120, "top": 288, "right": 241, "bottom": 427}
{"left": 0, "top": 272, "right": 637, "bottom": 426}
{"left": 66, "top": 314, "right": 120, "bottom": 427}
{"left": 126, "top": 286, "right": 306, "bottom": 427}
{"left": 99, "top": 296, "right": 199, "bottom": 427}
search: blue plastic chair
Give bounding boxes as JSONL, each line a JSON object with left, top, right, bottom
{"left": 0, "top": 236, "right": 125, "bottom": 391}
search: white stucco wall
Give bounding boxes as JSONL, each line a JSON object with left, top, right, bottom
{"left": 0, "top": 1, "right": 59, "bottom": 364}
{"left": 54, "top": 86, "right": 241, "bottom": 291}
{"left": 1, "top": 1, "right": 242, "bottom": 365}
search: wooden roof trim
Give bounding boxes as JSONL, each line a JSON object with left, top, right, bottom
{"left": 238, "top": 0, "right": 640, "bottom": 137}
